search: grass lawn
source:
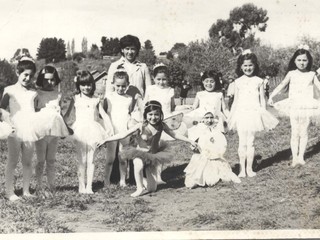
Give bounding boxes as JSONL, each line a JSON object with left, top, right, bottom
{"left": 0, "top": 105, "right": 320, "bottom": 233}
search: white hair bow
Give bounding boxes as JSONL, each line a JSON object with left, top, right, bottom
{"left": 19, "top": 56, "right": 35, "bottom": 63}
{"left": 153, "top": 62, "right": 167, "bottom": 71}
{"left": 298, "top": 44, "right": 310, "bottom": 51}
{"left": 241, "top": 49, "right": 252, "bottom": 55}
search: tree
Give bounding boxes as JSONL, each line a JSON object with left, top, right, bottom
{"left": 167, "top": 61, "right": 185, "bottom": 87}
{"left": 100, "top": 37, "right": 120, "bottom": 56}
{"left": 37, "top": 37, "right": 66, "bottom": 63}
{"left": 81, "top": 37, "right": 88, "bottom": 55}
{"left": 138, "top": 39, "right": 156, "bottom": 67}
{"left": 88, "top": 44, "right": 101, "bottom": 59}
{"left": 144, "top": 40, "right": 153, "bottom": 50}
{"left": 209, "top": 3, "right": 268, "bottom": 53}
{"left": 66, "top": 41, "right": 72, "bottom": 60}
{"left": 71, "top": 39, "right": 75, "bottom": 55}
{"left": 0, "top": 59, "right": 17, "bottom": 86}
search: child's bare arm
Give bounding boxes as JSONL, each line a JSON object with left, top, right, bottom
{"left": 163, "top": 124, "right": 199, "bottom": 149}
{"left": 63, "top": 97, "right": 75, "bottom": 120}
{"left": 268, "top": 73, "right": 290, "bottom": 105}
{"left": 101, "top": 124, "right": 140, "bottom": 145}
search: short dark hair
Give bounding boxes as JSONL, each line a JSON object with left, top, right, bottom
{"left": 75, "top": 70, "right": 96, "bottom": 96}
{"left": 143, "top": 100, "right": 164, "bottom": 122}
{"left": 36, "top": 65, "right": 61, "bottom": 87}
{"left": 236, "top": 52, "right": 260, "bottom": 77}
{"left": 119, "top": 35, "right": 141, "bottom": 52}
{"left": 17, "top": 59, "right": 36, "bottom": 75}
{"left": 200, "top": 70, "right": 222, "bottom": 91}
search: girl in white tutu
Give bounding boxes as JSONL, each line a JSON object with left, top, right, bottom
{"left": 183, "top": 70, "right": 229, "bottom": 132}
{"left": 268, "top": 45, "right": 320, "bottom": 166}
{"left": 0, "top": 57, "right": 38, "bottom": 201}
{"left": 64, "top": 70, "right": 113, "bottom": 194}
{"left": 184, "top": 112, "right": 241, "bottom": 188}
{"left": 34, "top": 66, "right": 71, "bottom": 192}
{"left": 104, "top": 68, "right": 143, "bottom": 187}
{"left": 144, "top": 63, "right": 188, "bottom": 183}
{"left": 101, "top": 100, "right": 198, "bottom": 197}
{"left": 228, "top": 50, "right": 278, "bottom": 178}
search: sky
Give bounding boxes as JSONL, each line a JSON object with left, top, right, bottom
{"left": 0, "top": 0, "right": 320, "bottom": 60}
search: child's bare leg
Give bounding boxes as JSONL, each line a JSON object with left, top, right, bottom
{"left": 6, "top": 137, "right": 21, "bottom": 201}
{"left": 86, "top": 148, "right": 95, "bottom": 194}
{"left": 76, "top": 142, "right": 86, "bottom": 193}
{"left": 297, "top": 117, "right": 309, "bottom": 165}
{"left": 246, "top": 131, "right": 256, "bottom": 177}
{"left": 237, "top": 129, "right": 247, "bottom": 177}
{"left": 104, "top": 141, "right": 117, "bottom": 187}
{"left": 155, "top": 163, "right": 166, "bottom": 185}
{"left": 131, "top": 158, "right": 147, "bottom": 197}
{"left": 46, "top": 137, "right": 58, "bottom": 190}
{"left": 118, "top": 141, "right": 127, "bottom": 187}
{"left": 21, "top": 142, "right": 35, "bottom": 197}
{"left": 35, "top": 139, "right": 46, "bottom": 190}
{"left": 146, "top": 164, "right": 157, "bottom": 193}
{"left": 290, "top": 116, "right": 299, "bottom": 167}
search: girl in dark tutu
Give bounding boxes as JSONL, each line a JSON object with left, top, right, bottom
{"left": 101, "top": 100, "right": 198, "bottom": 197}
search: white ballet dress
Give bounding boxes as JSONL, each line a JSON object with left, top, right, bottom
{"left": 145, "top": 85, "right": 188, "bottom": 140}
{"left": 144, "top": 85, "right": 175, "bottom": 117}
{"left": 3, "top": 84, "right": 41, "bottom": 142}
{"left": 105, "top": 92, "right": 132, "bottom": 134}
{"left": 35, "top": 90, "right": 69, "bottom": 138}
{"left": 273, "top": 70, "right": 320, "bottom": 118}
{"left": 183, "top": 91, "right": 227, "bottom": 131}
{"left": 184, "top": 124, "right": 240, "bottom": 187}
{"left": 72, "top": 94, "right": 111, "bottom": 149}
{"left": 228, "top": 75, "right": 278, "bottom": 132}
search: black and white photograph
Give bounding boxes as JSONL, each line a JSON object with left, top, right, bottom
{"left": 0, "top": 0, "right": 320, "bottom": 239}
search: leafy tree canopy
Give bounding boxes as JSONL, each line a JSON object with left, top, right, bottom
{"left": 101, "top": 37, "right": 120, "bottom": 56}
{"left": 209, "top": 3, "right": 268, "bottom": 54}
{"left": 37, "top": 37, "right": 66, "bottom": 63}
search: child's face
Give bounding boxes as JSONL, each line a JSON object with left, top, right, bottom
{"left": 202, "top": 78, "right": 216, "bottom": 92}
{"left": 154, "top": 73, "right": 168, "bottom": 89}
{"left": 17, "top": 69, "right": 34, "bottom": 88}
{"left": 241, "top": 59, "right": 255, "bottom": 76}
{"left": 122, "top": 45, "right": 138, "bottom": 63}
{"left": 295, "top": 54, "right": 309, "bottom": 71}
{"left": 203, "top": 113, "right": 218, "bottom": 127}
{"left": 146, "top": 109, "right": 161, "bottom": 125}
{"left": 42, "top": 73, "right": 57, "bottom": 91}
{"left": 79, "top": 82, "right": 93, "bottom": 96}
{"left": 114, "top": 78, "right": 128, "bottom": 95}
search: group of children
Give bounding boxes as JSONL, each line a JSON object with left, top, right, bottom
{"left": 1, "top": 44, "right": 320, "bottom": 201}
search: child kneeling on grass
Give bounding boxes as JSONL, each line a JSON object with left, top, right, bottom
{"left": 184, "top": 112, "right": 241, "bottom": 188}
{"left": 100, "top": 100, "right": 198, "bottom": 197}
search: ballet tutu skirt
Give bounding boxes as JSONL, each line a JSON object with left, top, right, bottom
{"left": 72, "top": 119, "right": 110, "bottom": 149}
{"left": 33, "top": 102, "right": 70, "bottom": 138}
{"left": 119, "top": 142, "right": 174, "bottom": 166}
{"left": 228, "top": 106, "right": 278, "bottom": 132}
{"left": 10, "top": 111, "right": 41, "bottom": 142}
{"left": 273, "top": 97, "right": 320, "bottom": 118}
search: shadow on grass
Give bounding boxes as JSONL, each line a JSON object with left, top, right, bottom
{"left": 157, "top": 163, "right": 188, "bottom": 190}
{"left": 252, "top": 141, "right": 320, "bottom": 173}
